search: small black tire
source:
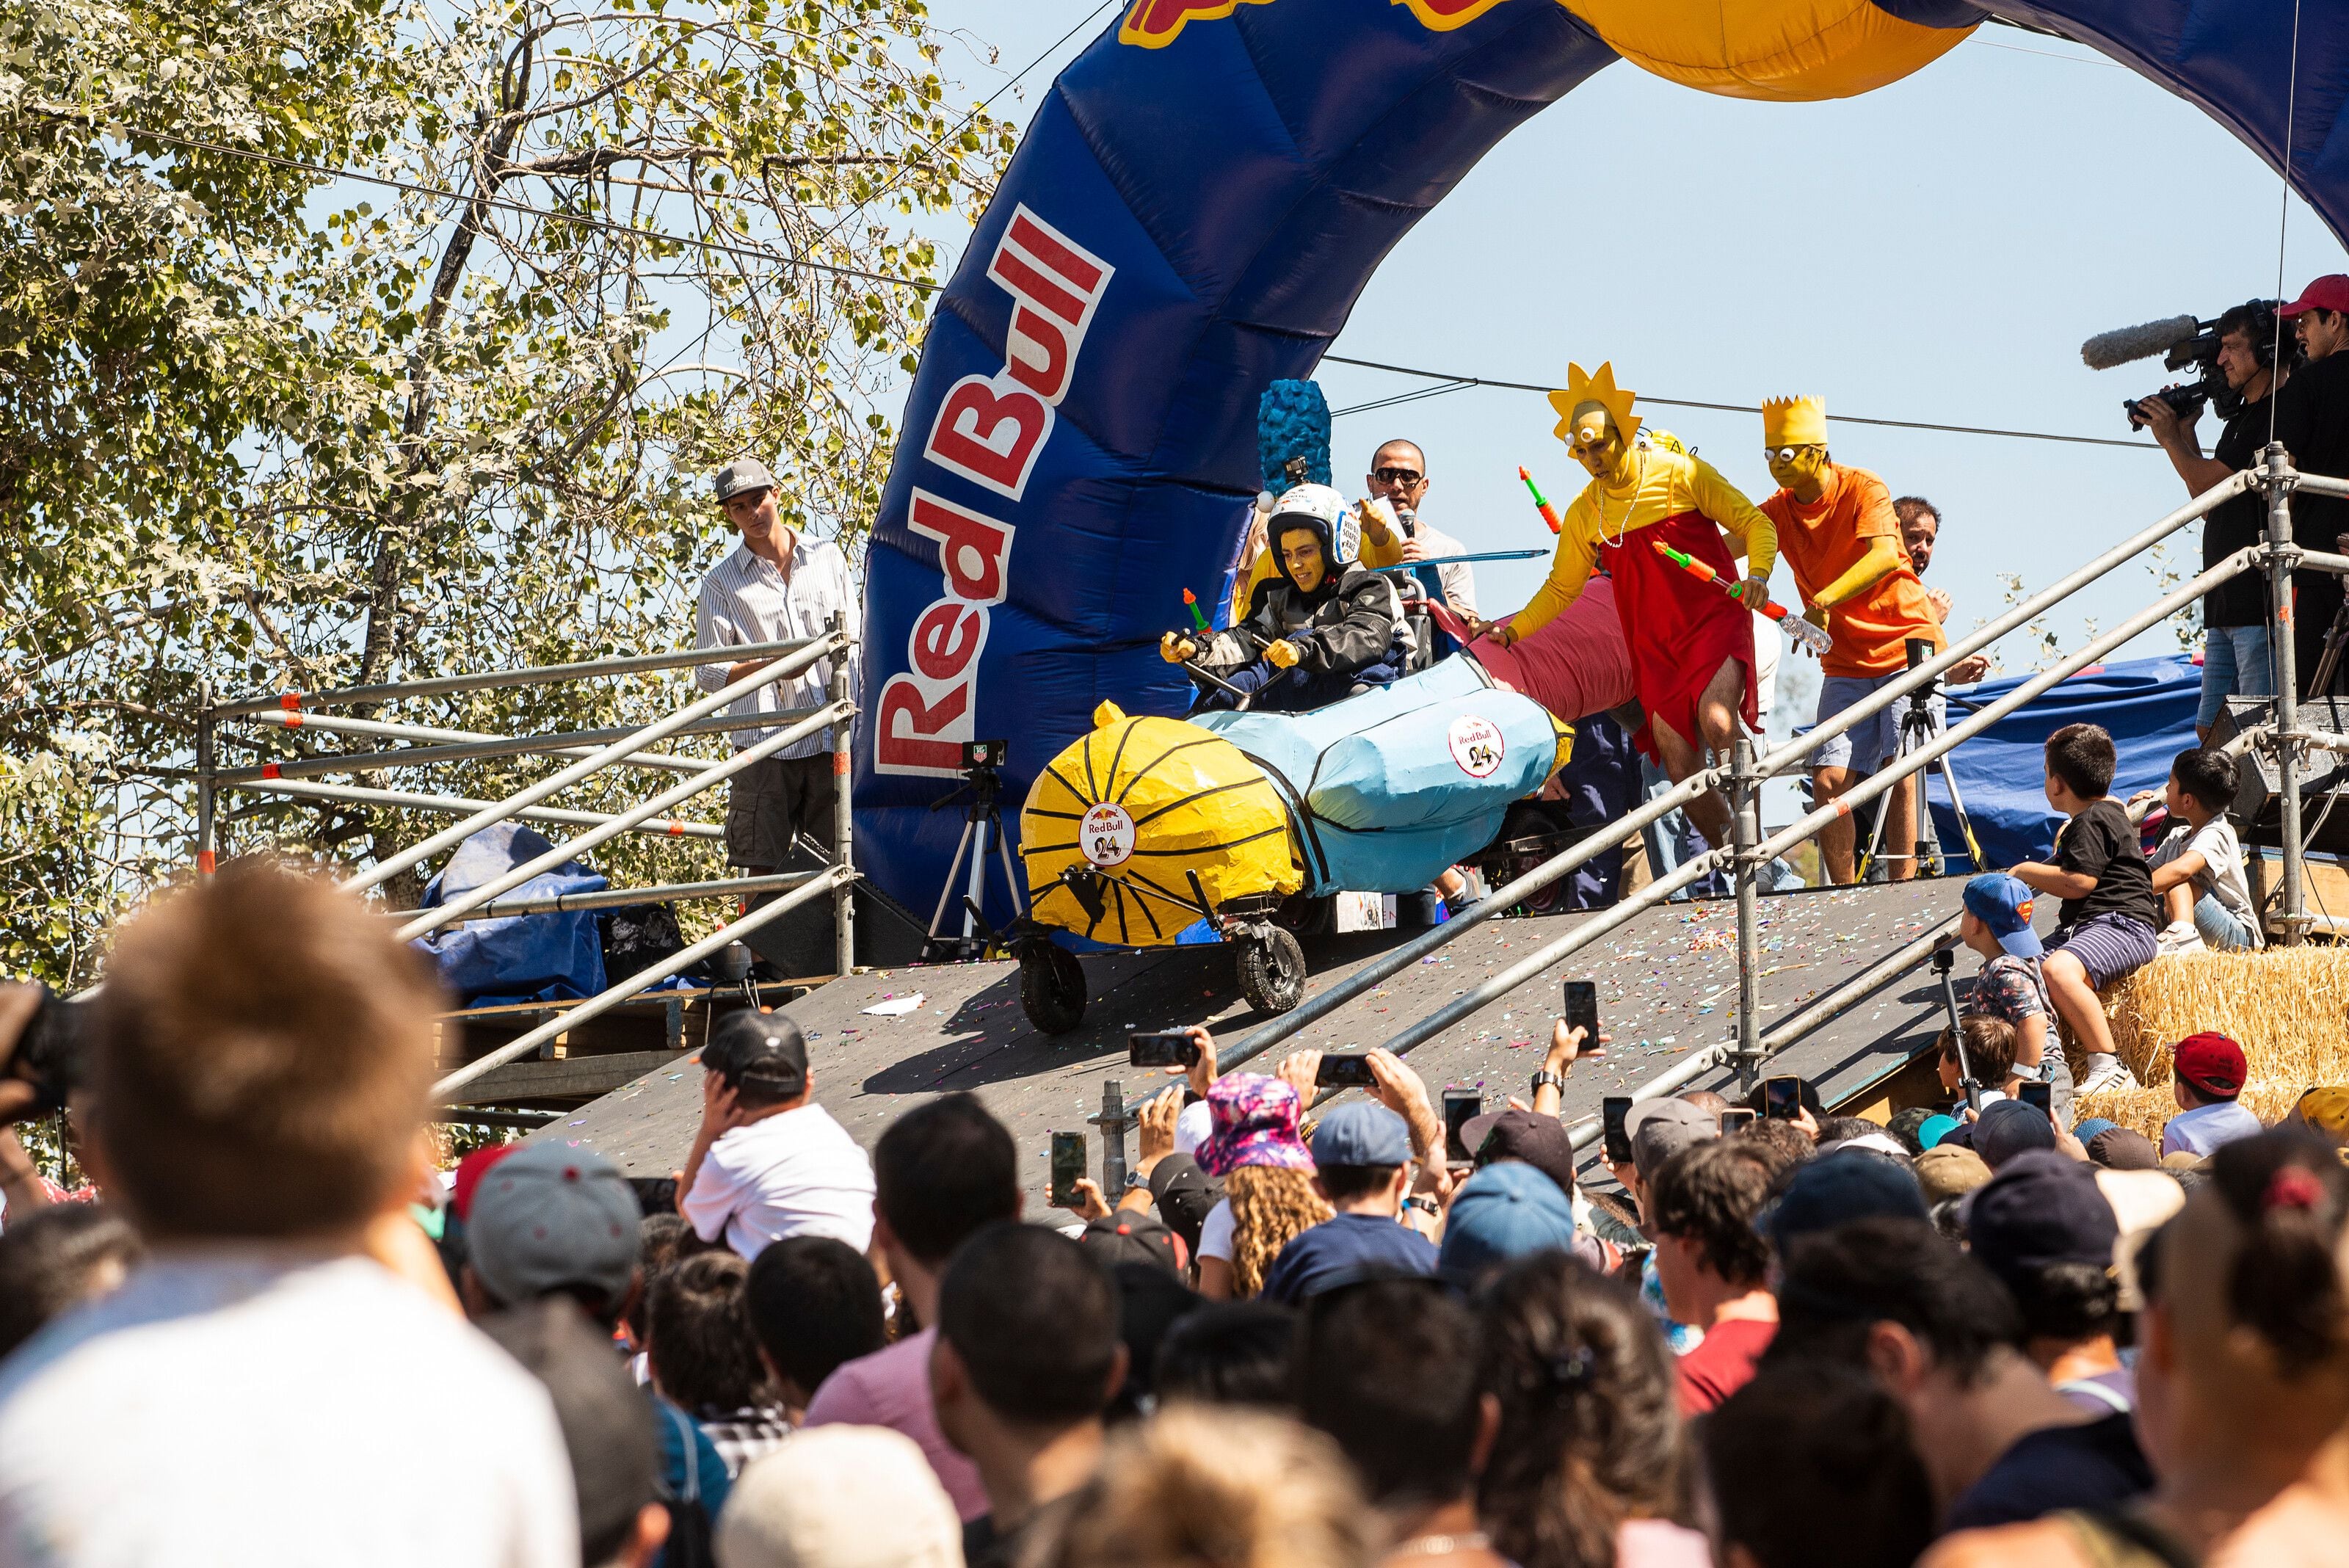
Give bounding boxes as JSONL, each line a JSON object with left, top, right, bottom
{"left": 1019, "top": 943, "right": 1087, "bottom": 1035}
{"left": 1237, "top": 926, "right": 1307, "bottom": 1015}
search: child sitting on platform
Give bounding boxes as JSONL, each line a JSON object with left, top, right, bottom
{"left": 1956, "top": 872, "right": 2071, "bottom": 1115}
{"left": 2133, "top": 747, "right": 2262, "bottom": 954}
{"left": 2010, "top": 724, "right": 2162, "bottom": 1098}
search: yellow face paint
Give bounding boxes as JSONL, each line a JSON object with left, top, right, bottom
{"left": 1766, "top": 443, "right": 1830, "bottom": 492}
{"left": 1570, "top": 402, "right": 1623, "bottom": 479}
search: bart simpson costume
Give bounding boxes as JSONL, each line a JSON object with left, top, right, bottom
{"left": 1484, "top": 363, "right": 1777, "bottom": 767}
{"left": 1754, "top": 395, "right": 1943, "bottom": 680}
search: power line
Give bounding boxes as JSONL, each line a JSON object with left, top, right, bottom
{"left": 1324, "top": 354, "right": 2157, "bottom": 451}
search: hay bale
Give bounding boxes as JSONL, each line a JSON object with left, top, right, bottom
{"left": 2071, "top": 1081, "right": 2306, "bottom": 1146}
{"left": 2077, "top": 947, "right": 2349, "bottom": 1089}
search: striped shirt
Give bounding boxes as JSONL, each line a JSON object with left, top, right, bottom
{"left": 694, "top": 534, "right": 861, "bottom": 758}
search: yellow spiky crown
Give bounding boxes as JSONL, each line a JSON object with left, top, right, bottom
{"left": 1761, "top": 394, "right": 1828, "bottom": 449}
{"left": 1548, "top": 361, "right": 1641, "bottom": 449}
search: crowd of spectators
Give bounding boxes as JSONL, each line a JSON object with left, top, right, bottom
{"left": 6, "top": 855, "right": 2349, "bottom": 1568}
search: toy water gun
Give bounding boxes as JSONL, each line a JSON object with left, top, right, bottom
{"left": 1649, "top": 539, "right": 1834, "bottom": 656}
{"left": 1517, "top": 466, "right": 1564, "bottom": 535}
{"left": 1181, "top": 587, "right": 1210, "bottom": 634}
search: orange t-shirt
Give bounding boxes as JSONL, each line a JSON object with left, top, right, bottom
{"left": 1761, "top": 462, "right": 1945, "bottom": 678}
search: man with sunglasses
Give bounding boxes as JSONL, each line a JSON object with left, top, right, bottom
{"left": 695, "top": 457, "right": 861, "bottom": 890}
{"left": 1365, "top": 439, "right": 1478, "bottom": 619}
{"left": 1754, "top": 398, "right": 1944, "bottom": 885}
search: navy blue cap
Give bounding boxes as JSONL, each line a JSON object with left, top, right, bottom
{"left": 1966, "top": 1150, "right": 2118, "bottom": 1285}
{"left": 1437, "top": 1161, "right": 1576, "bottom": 1286}
{"left": 1760, "top": 1149, "right": 1928, "bottom": 1253}
{"left": 1963, "top": 874, "right": 2044, "bottom": 959}
{"left": 1975, "top": 1098, "right": 2058, "bottom": 1168}
{"left": 1310, "top": 1101, "right": 1411, "bottom": 1168}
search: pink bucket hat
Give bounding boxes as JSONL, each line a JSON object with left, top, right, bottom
{"left": 1195, "top": 1073, "right": 1314, "bottom": 1178}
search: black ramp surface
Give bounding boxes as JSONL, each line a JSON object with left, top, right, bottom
{"left": 532, "top": 880, "right": 1964, "bottom": 1205}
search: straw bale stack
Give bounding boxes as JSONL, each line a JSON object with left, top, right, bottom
{"left": 2080, "top": 946, "right": 2349, "bottom": 1089}
{"left": 2057, "top": 945, "right": 2349, "bottom": 1144}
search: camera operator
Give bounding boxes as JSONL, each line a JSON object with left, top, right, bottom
{"left": 2276, "top": 275, "right": 2349, "bottom": 699}
{"left": 2132, "top": 302, "right": 2281, "bottom": 737}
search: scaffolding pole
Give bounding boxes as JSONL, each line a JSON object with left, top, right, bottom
{"left": 212, "top": 636, "right": 827, "bottom": 718}
{"left": 432, "top": 865, "right": 852, "bottom": 1100}
{"left": 345, "top": 633, "right": 846, "bottom": 896}
{"left": 222, "top": 776, "right": 725, "bottom": 840}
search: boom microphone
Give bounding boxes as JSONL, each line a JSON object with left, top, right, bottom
{"left": 2080, "top": 315, "right": 2200, "bottom": 371}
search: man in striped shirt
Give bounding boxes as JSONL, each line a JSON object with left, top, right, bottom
{"left": 697, "top": 457, "right": 861, "bottom": 876}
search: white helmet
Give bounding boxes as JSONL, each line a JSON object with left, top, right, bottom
{"left": 1266, "top": 482, "right": 1358, "bottom": 573}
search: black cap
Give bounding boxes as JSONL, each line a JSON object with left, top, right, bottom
{"left": 704, "top": 1010, "right": 809, "bottom": 1098}
{"left": 1760, "top": 1150, "right": 1928, "bottom": 1254}
{"left": 1462, "top": 1108, "right": 1580, "bottom": 1197}
{"left": 1081, "top": 1210, "right": 1183, "bottom": 1276}
{"left": 1147, "top": 1153, "right": 1221, "bottom": 1256}
{"left": 1966, "top": 1150, "right": 2118, "bottom": 1286}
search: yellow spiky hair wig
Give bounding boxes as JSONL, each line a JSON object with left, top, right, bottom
{"left": 1762, "top": 395, "right": 1828, "bottom": 449}
{"left": 1549, "top": 361, "right": 1641, "bottom": 450}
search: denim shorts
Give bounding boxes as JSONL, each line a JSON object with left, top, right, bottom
{"left": 1809, "top": 672, "right": 1945, "bottom": 774}
{"left": 2197, "top": 623, "right": 2273, "bottom": 732}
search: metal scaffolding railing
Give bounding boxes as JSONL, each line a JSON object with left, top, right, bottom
{"left": 1100, "top": 449, "right": 2349, "bottom": 1161}
{"left": 197, "top": 614, "right": 863, "bottom": 1101}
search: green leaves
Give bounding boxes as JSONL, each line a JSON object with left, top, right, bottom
{"left": 2, "top": 0, "right": 1012, "bottom": 977}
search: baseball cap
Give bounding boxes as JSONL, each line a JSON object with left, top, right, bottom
{"left": 704, "top": 1009, "right": 810, "bottom": 1100}
{"left": 1310, "top": 1101, "right": 1411, "bottom": 1169}
{"left": 2171, "top": 1032, "right": 2245, "bottom": 1100}
{"left": 1081, "top": 1210, "right": 1183, "bottom": 1277}
{"left": 719, "top": 1426, "right": 962, "bottom": 1568}
{"left": 1914, "top": 1143, "right": 1993, "bottom": 1206}
{"left": 2072, "top": 1117, "right": 2121, "bottom": 1144}
{"left": 2088, "top": 1126, "right": 2160, "bottom": 1171}
{"left": 1916, "top": 1114, "right": 1961, "bottom": 1152}
{"left": 466, "top": 1142, "right": 641, "bottom": 1310}
{"left": 714, "top": 456, "right": 777, "bottom": 501}
{"left": 1761, "top": 1149, "right": 1928, "bottom": 1253}
{"left": 1147, "top": 1153, "right": 1221, "bottom": 1255}
{"left": 1975, "top": 1099, "right": 2059, "bottom": 1168}
{"left": 1461, "top": 1108, "right": 1580, "bottom": 1197}
{"left": 2293, "top": 1086, "right": 2349, "bottom": 1144}
{"left": 1627, "top": 1097, "right": 1716, "bottom": 1182}
{"left": 2281, "top": 275, "right": 2349, "bottom": 319}
{"left": 1962, "top": 874, "right": 2044, "bottom": 959}
{"left": 1437, "top": 1161, "right": 1578, "bottom": 1287}
{"left": 451, "top": 1141, "right": 522, "bottom": 1222}
{"left": 1967, "top": 1150, "right": 2119, "bottom": 1291}
{"left": 478, "top": 1299, "right": 661, "bottom": 1565}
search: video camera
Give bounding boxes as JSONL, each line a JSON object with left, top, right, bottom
{"left": 2081, "top": 300, "right": 2281, "bottom": 432}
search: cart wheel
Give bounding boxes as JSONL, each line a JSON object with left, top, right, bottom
{"left": 1237, "top": 926, "right": 1307, "bottom": 1015}
{"left": 1018, "top": 943, "right": 1087, "bottom": 1035}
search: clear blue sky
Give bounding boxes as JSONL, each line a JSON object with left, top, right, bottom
{"left": 919, "top": 3, "right": 2347, "bottom": 693}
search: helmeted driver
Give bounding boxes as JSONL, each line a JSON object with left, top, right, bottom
{"left": 1162, "top": 483, "right": 1407, "bottom": 714}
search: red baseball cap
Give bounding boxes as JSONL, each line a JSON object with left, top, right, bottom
{"left": 451, "top": 1141, "right": 522, "bottom": 1221}
{"left": 2172, "top": 1032, "right": 2247, "bottom": 1100}
{"left": 2280, "top": 275, "right": 2349, "bottom": 319}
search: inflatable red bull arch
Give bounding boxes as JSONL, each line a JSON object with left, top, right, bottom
{"left": 855, "top": 0, "right": 2349, "bottom": 920}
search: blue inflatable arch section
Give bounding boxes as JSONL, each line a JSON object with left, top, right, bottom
{"left": 854, "top": 0, "right": 2349, "bottom": 920}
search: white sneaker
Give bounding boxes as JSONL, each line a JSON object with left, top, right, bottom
{"left": 2075, "top": 1054, "right": 2139, "bottom": 1096}
{"left": 2155, "top": 920, "right": 2202, "bottom": 957}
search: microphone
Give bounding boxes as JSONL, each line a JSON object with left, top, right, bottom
{"left": 2080, "top": 314, "right": 2199, "bottom": 371}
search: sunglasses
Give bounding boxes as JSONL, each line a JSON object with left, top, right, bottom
{"left": 1371, "top": 466, "right": 1424, "bottom": 484}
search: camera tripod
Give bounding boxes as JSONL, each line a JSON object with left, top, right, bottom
{"left": 923, "top": 743, "right": 1027, "bottom": 962}
{"left": 1856, "top": 672, "right": 1984, "bottom": 882}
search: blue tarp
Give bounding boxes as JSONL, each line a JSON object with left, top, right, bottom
{"left": 410, "top": 824, "right": 609, "bottom": 1007}
{"left": 1925, "top": 654, "right": 2201, "bottom": 870}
